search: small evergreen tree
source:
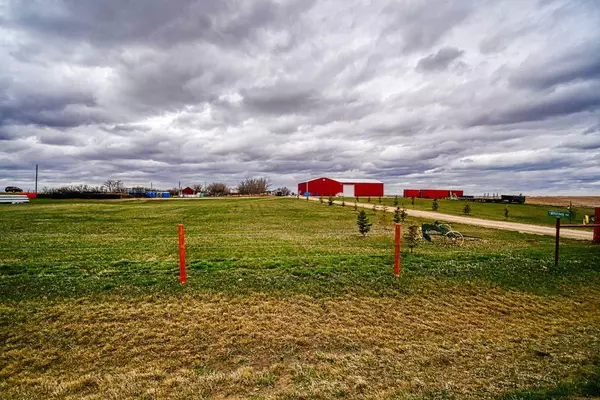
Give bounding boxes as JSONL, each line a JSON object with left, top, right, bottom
{"left": 393, "top": 207, "right": 401, "bottom": 223}
{"left": 407, "top": 225, "right": 420, "bottom": 253}
{"left": 378, "top": 196, "right": 382, "bottom": 204}
{"left": 355, "top": 196, "right": 359, "bottom": 202}
{"left": 354, "top": 202, "right": 358, "bottom": 211}
{"left": 504, "top": 206, "right": 509, "bottom": 219}
{"left": 411, "top": 197, "right": 415, "bottom": 206}
{"left": 381, "top": 206, "right": 388, "bottom": 225}
{"left": 328, "top": 196, "right": 334, "bottom": 206}
{"left": 400, "top": 207, "right": 407, "bottom": 222}
{"left": 463, "top": 204, "right": 471, "bottom": 215}
{"left": 432, "top": 199, "right": 439, "bottom": 211}
{"left": 357, "top": 210, "right": 372, "bottom": 237}
{"left": 341, "top": 200, "right": 345, "bottom": 207}
{"left": 393, "top": 195, "right": 399, "bottom": 206}
{"left": 319, "top": 196, "right": 323, "bottom": 204}
{"left": 367, "top": 196, "right": 371, "bottom": 203}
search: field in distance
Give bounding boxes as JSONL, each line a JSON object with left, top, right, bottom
{"left": 1, "top": 198, "right": 599, "bottom": 399}
{"left": 526, "top": 196, "right": 600, "bottom": 208}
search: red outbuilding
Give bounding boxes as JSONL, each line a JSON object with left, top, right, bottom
{"left": 298, "top": 177, "right": 384, "bottom": 197}
{"left": 403, "top": 189, "right": 464, "bottom": 199}
{"left": 181, "top": 187, "right": 194, "bottom": 195}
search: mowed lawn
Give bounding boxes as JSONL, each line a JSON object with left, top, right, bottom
{"left": 0, "top": 198, "right": 599, "bottom": 399}
{"left": 344, "top": 196, "right": 596, "bottom": 228}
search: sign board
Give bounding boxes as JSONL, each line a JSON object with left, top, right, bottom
{"left": 547, "top": 210, "right": 570, "bottom": 218}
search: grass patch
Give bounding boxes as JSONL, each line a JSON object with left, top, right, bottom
{"left": 350, "top": 196, "right": 595, "bottom": 228}
{"left": 0, "top": 197, "right": 599, "bottom": 399}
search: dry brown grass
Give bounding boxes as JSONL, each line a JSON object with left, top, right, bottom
{"left": 527, "top": 196, "right": 600, "bottom": 208}
{"left": 2, "top": 286, "right": 599, "bottom": 399}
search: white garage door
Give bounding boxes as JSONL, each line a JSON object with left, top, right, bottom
{"left": 342, "top": 184, "right": 355, "bottom": 198}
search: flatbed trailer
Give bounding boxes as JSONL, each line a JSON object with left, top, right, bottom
{"left": 457, "top": 195, "right": 526, "bottom": 204}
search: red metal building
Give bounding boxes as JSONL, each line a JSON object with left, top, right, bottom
{"left": 403, "top": 189, "right": 464, "bottom": 199}
{"left": 298, "top": 177, "right": 384, "bottom": 197}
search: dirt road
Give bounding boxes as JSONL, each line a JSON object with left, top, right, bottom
{"left": 303, "top": 197, "right": 592, "bottom": 241}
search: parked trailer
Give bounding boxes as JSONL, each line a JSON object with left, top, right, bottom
{"left": 458, "top": 195, "right": 526, "bottom": 204}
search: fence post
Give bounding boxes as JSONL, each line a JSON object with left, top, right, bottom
{"left": 594, "top": 208, "right": 600, "bottom": 244}
{"left": 394, "top": 223, "right": 401, "bottom": 278}
{"left": 554, "top": 217, "right": 560, "bottom": 268}
{"left": 178, "top": 224, "right": 187, "bottom": 284}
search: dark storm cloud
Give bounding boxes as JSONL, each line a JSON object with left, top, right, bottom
{"left": 6, "top": 0, "right": 313, "bottom": 50}
{"left": 381, "top": 0, "right": 474, "bottom": 52}
{"left": 416, "top": 47, "right": 465, "bottom": 72}
{"left": 509, "top": 43, "right": 600, "bottom": 89}
{"left": 1, "top": 0, "right": 599, "bottom": 195}
{"left": 468, "top": 84, "right": 600, "bottom": 126}
{"left": 241, "top": 86, "right": 322, "bottom": 115}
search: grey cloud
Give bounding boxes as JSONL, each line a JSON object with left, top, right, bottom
{"left": 468, "top": 84, "right": 600, "bottom": 126}
{"left": 241, "top": 86, "right": 322, "bottom": 115}
{"left": 6, "top": 0, "right": 312, "bottom": 49}
{"left": 381, "top": 1, "right": 474, "bottom": 52}
{"left": 417, "top": 47, "right": 465, "bottom": 72}
{"left": 509, "top": 43, "right": 600, "bottom": 90}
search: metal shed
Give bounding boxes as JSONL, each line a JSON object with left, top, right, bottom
{"left": 297, "top": 177, "right": 384, "bottom": 197}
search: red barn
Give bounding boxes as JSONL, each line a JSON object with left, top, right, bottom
{"left": 181, "top": 187, "right": 194, "bottom": 195}
{"left": 297, "top": 177, "right": 384, "bottom": 197}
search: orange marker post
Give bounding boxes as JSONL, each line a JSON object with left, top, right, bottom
{"left": 178, "top": 224, "right": 187, "bottom": 284}
{"left": 394, "top": 223, "right": 401, "bottom": 278}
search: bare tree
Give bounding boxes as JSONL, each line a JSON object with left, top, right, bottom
{"left": 277, "top": 187, "right": 291, "bottom": 196}
{"left": 207, "top": 182, "right": 230, "bottom": 196}
{"left": 192, "top": 184, "right": 203, "bottom": 194}
{"left": 104, "top": 179, "right": 125, "bottom": 193}
{"left": 237, "top": 177, "right": 271, "bottom": 195}
{"left": 104, "top": 180, "right": 116, "bottom": 192}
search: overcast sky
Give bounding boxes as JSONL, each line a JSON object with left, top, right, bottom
{"left": 1, "top": 0, "right": 599, "bottom": 195}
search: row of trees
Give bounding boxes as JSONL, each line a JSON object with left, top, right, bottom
{"left": 40, "top": 177, "right": 294, "bottom": 198}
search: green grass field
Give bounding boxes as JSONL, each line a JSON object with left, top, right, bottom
{"left": 1, "top": 198, "right": 599, "bottom": 399}
{"left": 340, "top": 196, "right": 595, "bottom": 228}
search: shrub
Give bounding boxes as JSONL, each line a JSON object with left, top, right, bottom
{"left": 401, "top": 207, "right": 407, "bottom": 222}
{"left": 355, "top": 196, "right": 359, "bottom": 202}
{"left": 393, "top": 195, "right": 399, "bottom": 206}
{"left": 328, "top": 196, "right": 334, "bottom": 206}
{"left": 367, "top": 196, "right": 371, "bottom": 203}
{"left": 378, "top": 196, "right": 382, "bottom": 204}
{"left": 504, "top": 206, "right": 509, "bottom": 219}
{"left": 341, "top": 200, "right": 345, "bottom": 207}
{"left": 432, "top": 199, "right": 439, "bottom": 211}
{"left": 411, "top": 197, "right": 415, "bottom": 205}
{"left": 463, "top": 204, "right": 471, "bottom": 215}
{"left": 357, "top": 210, "right": 372, "bottom": 237}
{"left": 354, "top": 202, "right": 358, "bottom": 211}
{"left": 319, "top": 196, "right": 323, "bottom": 204}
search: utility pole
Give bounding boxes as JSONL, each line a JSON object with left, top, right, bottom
{"left": 35, "top": 164, "right": 39, "bottom": 194}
